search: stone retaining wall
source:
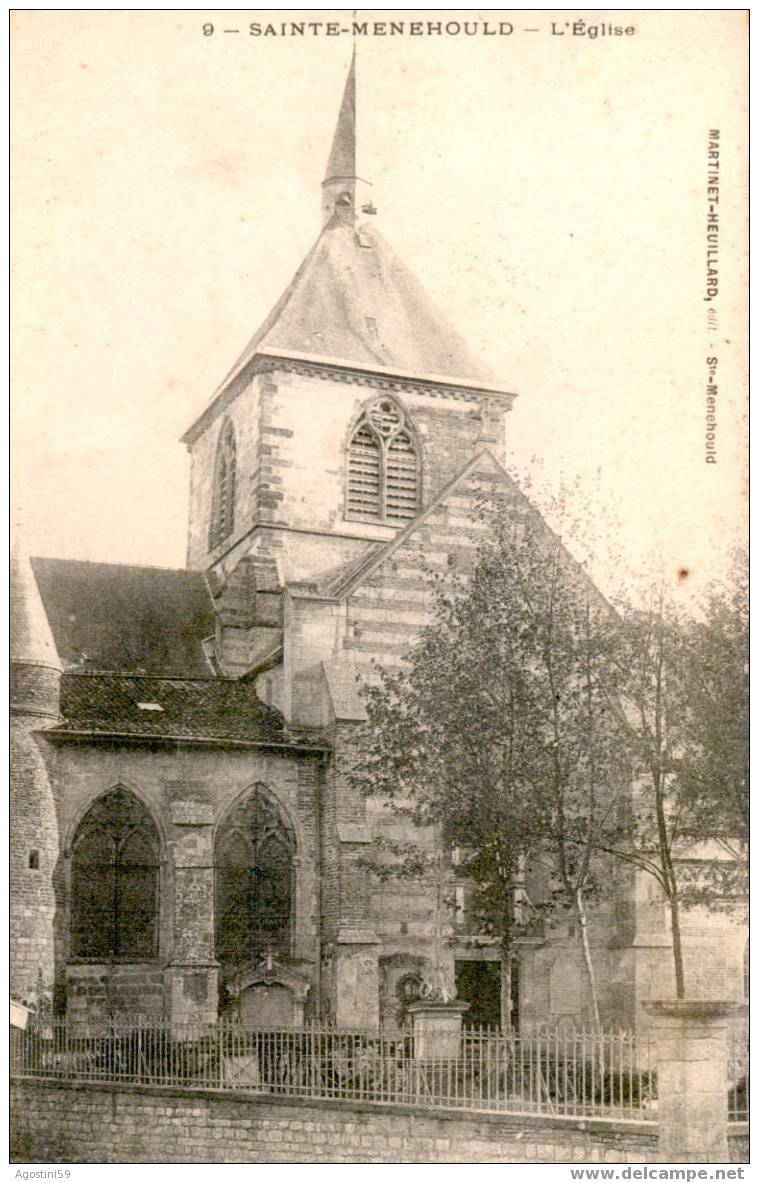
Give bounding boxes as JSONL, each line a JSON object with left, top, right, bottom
{"left": 12, "top": 1079, "right": 660, "bottom": 1164}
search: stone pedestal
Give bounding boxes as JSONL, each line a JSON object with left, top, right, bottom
{"left": 643, "top": 999, "right": 743, "bottom": 1163}
{"left": 408, "top": 1000, "right": 469, "bottom": 1059}
{"left": 165, "top": 963, "right": 219, "bottom": 1030}
{"left": 333, "top": 930, "right": 380, "bottom": 1030}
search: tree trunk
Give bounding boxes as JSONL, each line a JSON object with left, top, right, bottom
{"left": 498, "top": 869, "right": 516, "bottom": 1031}
{"left": 574, "top": 889, "right": 602, "bottom": 1030}
{"left": 668, "top": 884, "right": 686, "bottom": 998}
{"left": 500, "top": 948, "right": 514, "bottom": 1032}
{"left": 654, "top": 770, "right": 687, "bottom": 999}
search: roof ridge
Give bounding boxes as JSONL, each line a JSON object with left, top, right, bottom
{"left": 61, "top": 671, "right": 235, "bottom": 683}
{"left": 31, "top": 556, "right": 203, "bottom": 576}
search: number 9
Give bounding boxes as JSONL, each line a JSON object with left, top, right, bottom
{"left": 203, "top": 23, "right": 214, "bottom": 36}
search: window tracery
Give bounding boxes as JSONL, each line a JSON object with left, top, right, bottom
{"left": 215, "top": 787, "right": 294, "bottom": 970}
{"left": 346, "top": 398, "right": 420, "bottom": 523}
{"left": 70, "top": 788, "right": 159, "bottom": 960}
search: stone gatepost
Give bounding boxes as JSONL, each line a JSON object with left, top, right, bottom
{"left": 643, "top": 999, "right": 742, "bottom": 1163}
{"left": 165, "top": 793, "right": 219, "bottom": 1027}
{"left": 408, "top": 1000, "right": 469, "bottom": 1059}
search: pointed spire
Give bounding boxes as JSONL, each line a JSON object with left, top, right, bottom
{"left": 321, "top": 49, "right": 372, "bottom": 225}
{"left": 323, "top": 47, "right": 356, "bottom": 186}
{"left": 10, "top": 527, "right": 60, "bottom": 671}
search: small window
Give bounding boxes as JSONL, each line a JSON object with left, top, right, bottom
{"left": 209, "top": 420, "right": 237, "bottom": 551}
{"left": 346, "top": 398, "right": 419, "bottom": 524}
{"left": 28, "top": 850, "right": 40, "bottom": 870}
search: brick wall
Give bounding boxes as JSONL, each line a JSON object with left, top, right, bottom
{"left": 11, "top": 1079, "right": 661, "bottom": 1164}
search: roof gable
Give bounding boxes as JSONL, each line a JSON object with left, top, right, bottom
{"left": 331, "top": 448, "right": 518, "bottom": 600}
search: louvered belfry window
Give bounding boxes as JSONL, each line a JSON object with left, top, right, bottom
{"left": 209, "top": 420, "right": 237, "bottom": 551}
{"left": 346, "top": 398, "right": 419, "bottom": 524}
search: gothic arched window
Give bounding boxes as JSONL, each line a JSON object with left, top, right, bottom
{"left": 215, "top": 786, "right": 294, "bottom": 970}
{"left": 209, "top": 420, "right": 237, "bottom": 551}
{"left": 346, "top": 398, "right": 420, "bottom": 524}
{"left": 70, "top": 788, "right": 159, "bottom": 960}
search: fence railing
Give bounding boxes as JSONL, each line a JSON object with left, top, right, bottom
{"left": 11, "top": 1018, "right": 661, "bottom": 1122}
{"left": 727, "top": 1021, "right": 749, "bottom": 1122}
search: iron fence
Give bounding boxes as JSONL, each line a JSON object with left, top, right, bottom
{"left": 727, "top": 1021, "right": 749, "bottom": 1122}
{"left": 11, "top": 1017, "right": 660, "bottom": 1121}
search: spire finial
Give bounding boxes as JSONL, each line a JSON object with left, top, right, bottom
{"left": 323, "top": 46, "right": 356, "bottom": 187}
{"left": 322, "top": 49, "right": 371, "bottom": 224}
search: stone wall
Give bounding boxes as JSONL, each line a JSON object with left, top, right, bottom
{"left": 44, "top": 740, "right": 323, "bottom": 1022}
{"left": 186, "top": 372, "right": 262, "bottom": 570}
{"left": 10, "top": 717, "right": 60, "bottom": 1003}
{"left": 66, "top": 964, "right": 165, "bottom": 1024}
{"left": 11, "top": 1079, "right": 660, "bottom": 1164}
{"left": 330, "top": 456, "right": 519, "bottom": 1010}
{"left": 186, "top": 358, "right": 510, "bottom": 586}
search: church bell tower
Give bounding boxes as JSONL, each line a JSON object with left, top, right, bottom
{"left": 182, "top": 54, "right": 516, "bottom": 629}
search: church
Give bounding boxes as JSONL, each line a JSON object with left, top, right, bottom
{"left": 10, "top": 57, "right": 745, "bottom": 1035}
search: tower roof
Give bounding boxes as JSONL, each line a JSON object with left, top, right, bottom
{"left": 212, "top": 219, "right": 500, "bottom": 389}
{"left": 183, "top": 57, "right": 514, "bottom": 444}
{"left": 11, "top": 534, "right": 61, "bottom": 670}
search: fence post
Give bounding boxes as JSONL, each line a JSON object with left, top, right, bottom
{"left": 643, "top": 1000, "right": 742, "bottom": 1163}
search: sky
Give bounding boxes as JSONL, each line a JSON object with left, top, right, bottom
{"left": 11, "top": 10, "right": 747, "bottom": 602}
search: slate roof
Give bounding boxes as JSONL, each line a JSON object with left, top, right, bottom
{"left": 183, "top": 57, "right": 515, "bottom": 445}
{"left": 204, "top": 218, "right": 502, "bottom": 412}
{"left": 30, "top": 558, "right": 216, "bottom": 677}
{"left": 53, "top": 672, "right": 293, "bottom": 745}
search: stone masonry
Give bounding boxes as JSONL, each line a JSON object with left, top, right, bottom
{"left": 11, "top": 1080, "right": 661, "bottom": 1165}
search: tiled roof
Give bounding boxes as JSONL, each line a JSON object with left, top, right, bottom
{"left": 31, "top": 558, "right": 216, "bottom": 677}
{"left": 53, "top": 672, "right": 296, "bottom": 745}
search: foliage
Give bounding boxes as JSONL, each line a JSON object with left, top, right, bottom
{"left": 597, "top": 551, "right": 748, "bottom": 994}
{"left": 676, "top": 553, "right": 748, "bottom": 908}
{"left": 351, "top": 465, "right": 747, "bottom": 1011}
{"left": 351, "top": 483, "right": 631, "bottom": 1025}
